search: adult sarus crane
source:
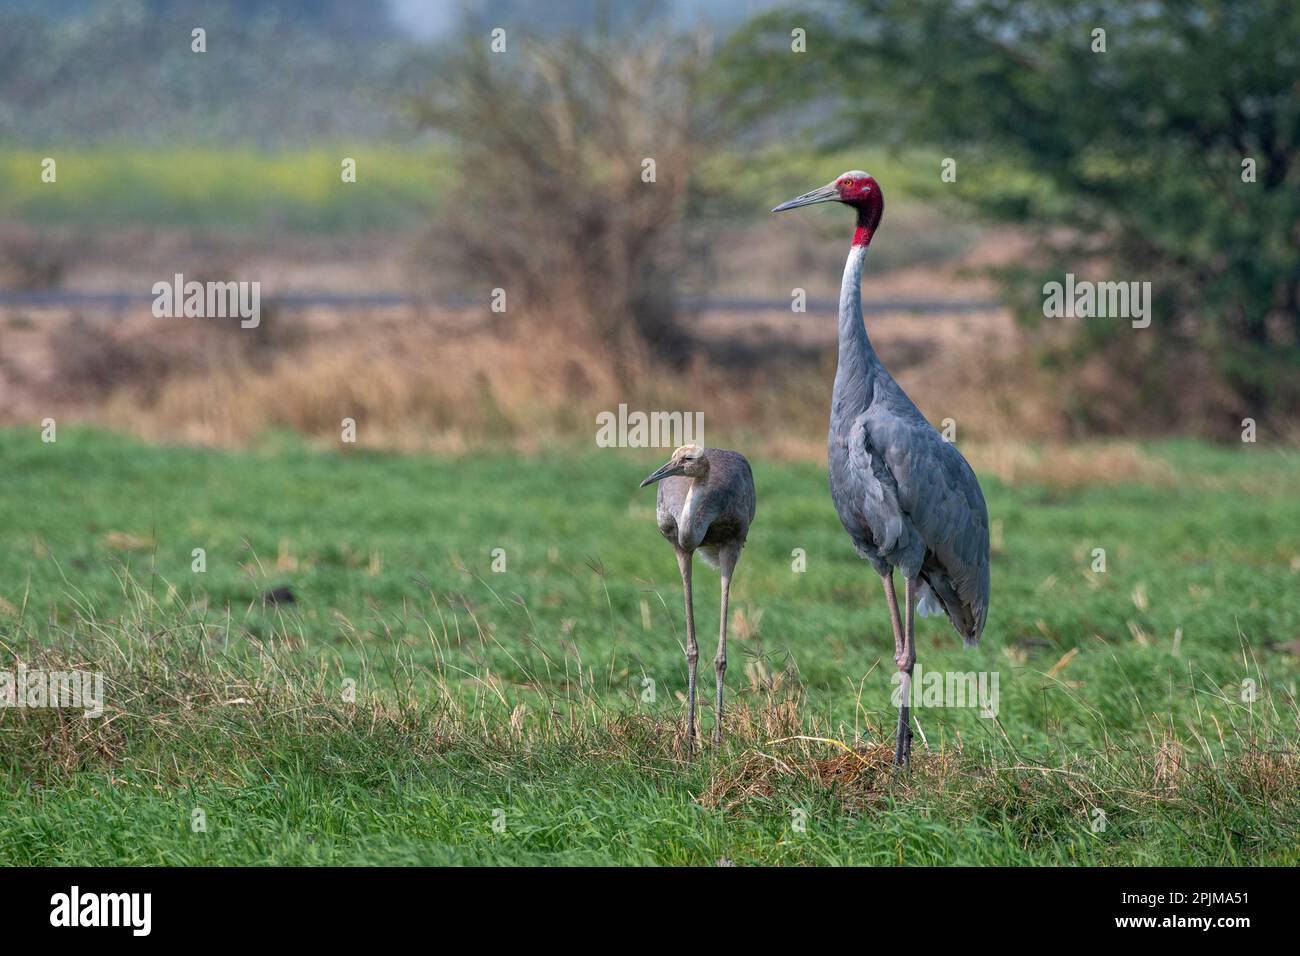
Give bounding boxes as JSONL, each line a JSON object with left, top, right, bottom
{"left": 640, "top": 444, "right": 755, "bottom": 759}
{"left": 773, "top": 172, "right": 990, "bottom": 766}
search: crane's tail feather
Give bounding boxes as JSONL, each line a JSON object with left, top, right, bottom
{"left": 916, "top": 582, "right": 944, "bottom": 618}
{"left": 918, "top": 577, "right": 984, "bottom": 648}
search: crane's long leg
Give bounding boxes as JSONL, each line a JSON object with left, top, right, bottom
{"left": 894, "top": 576, "right": 919, "bottom": 767}
{"left": 676, "top": 547, "right": 698, "bottom": 760}
{"left": 714, "top": 545, "right": 739, "bottom": 746}
{"left": 880, "top": 570, "right": 904, "bottom": 665}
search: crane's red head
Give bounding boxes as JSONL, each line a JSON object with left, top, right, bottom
{"left": 772, "top": 170, "right": 883, "bottom": 246}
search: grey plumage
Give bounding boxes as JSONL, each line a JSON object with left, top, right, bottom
{"left": 775, "top": 170, "right": 991, "bottom": 766}
{"left": 651, "top": 447, "right": 756, "bottom": 566}
{"left": 827, "top": 318, "right": 991, "bottom": 645}
{"left": 640, "top": 444, "right": 755, "bottom": 758}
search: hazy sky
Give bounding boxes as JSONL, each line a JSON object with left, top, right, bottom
{"left": 386, "top": 0, "right": 785, "bottom": 40}
{"left": 386, "top": 0, "right": 459, "bottom": 39}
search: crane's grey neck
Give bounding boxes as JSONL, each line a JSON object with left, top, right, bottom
{"left": 833, "top": 243, "right": 877, "bottom": 407}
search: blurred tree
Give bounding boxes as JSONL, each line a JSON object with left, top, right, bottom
{"left": 725, "top": 0, "right": 1300, "bottom": 433}
{"left": 411, "top": 30, "right": 728, "bottom": 371}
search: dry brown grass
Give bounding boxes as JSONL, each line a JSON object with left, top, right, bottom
{"left": 47, "top": 307, "right": 809, "bottom": 454}
{"left": 69, "top": 296, "right": 1032, "bottom": 457}
{"left": 697, "top": 730, "right": 1300, "bottom": 819}
{"left": 0, "top": 306, "right": 1239, "bottom": 484}
{"left": 5, "top": 265, "right": 1289, "bottom": 468}
{"left": 963, "top": 440, "right": 1177, "bottom": 489}
{"left": 700, "top": 738, "right": 949, "bottom": 814}
{"left": 104, "top": 320, "right": 627, "bottom": 452}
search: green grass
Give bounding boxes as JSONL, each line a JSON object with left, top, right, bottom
{"left": 0, "top": 145, "right": 453, "bottom": 231}
{"left": 1, "top": 429, "right": 1297, "bottom": 865}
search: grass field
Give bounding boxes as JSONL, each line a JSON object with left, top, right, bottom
{"left": 1, "top": 429, "right": 1297, "bottom": 865}
{"left": 0, "top": 146, "right": 453, "bottom": 231}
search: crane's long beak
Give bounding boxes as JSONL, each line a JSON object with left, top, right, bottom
{"left": 771, "top": 182, "right": 839, "bottom": 212}
{"left": 639, "top": 460, "right": 684, "bottom": 487}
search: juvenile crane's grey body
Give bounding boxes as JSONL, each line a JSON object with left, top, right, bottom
{"left": 775, "top": 171, "right": 990, "bottom": 765}
{"left": 641, "top": 445, "right": 755, "bottom": 758}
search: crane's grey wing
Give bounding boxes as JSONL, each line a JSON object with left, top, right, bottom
{"left": 862, "top": 408, "right": 991, "bottom": 645}
{"left": 731, "top": 452, "right": 756, "bottom": 526}
{"left": 844, "top": 414, "right": 928, "bottom": 575}
{"left": 706, "top": 449, "right": 756, "bottom": 529}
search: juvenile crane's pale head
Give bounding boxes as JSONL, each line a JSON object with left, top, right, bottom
{"left": 772, "top": 170, "right": 883, "bottom": 245}
{"left": 639, "top": 444, "right": 707, "bottom": 487}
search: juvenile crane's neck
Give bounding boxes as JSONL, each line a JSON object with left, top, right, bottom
{"left": 833, "top": 206, "right": 881, "bottom": 413}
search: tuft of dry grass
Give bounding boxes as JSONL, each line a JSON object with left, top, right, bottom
{"left": 701, "top": 738, "right": 932, "bottom": 814}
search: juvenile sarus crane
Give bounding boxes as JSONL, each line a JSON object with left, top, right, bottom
{"left": 773, "top": 172, "right": 990, "bottom": 766}
{"left": 640, "top": 444, "right": 755, "bottom": 759}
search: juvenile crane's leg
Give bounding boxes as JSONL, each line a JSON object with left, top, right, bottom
{"left": 894, "top": 576, "right": 919, "bottom": 767}
{"left": 714, "top": 545, "right": 739, "bottom": 746}
{"left": 676, "top": 547, "right": 699, "bottom": 760}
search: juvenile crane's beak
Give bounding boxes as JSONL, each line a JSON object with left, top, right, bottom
{"left": 771, "top": 182, "right": 839, "bottom": 212}
{"left": 639, "top": 460, "right": 684, "bottom": 487}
